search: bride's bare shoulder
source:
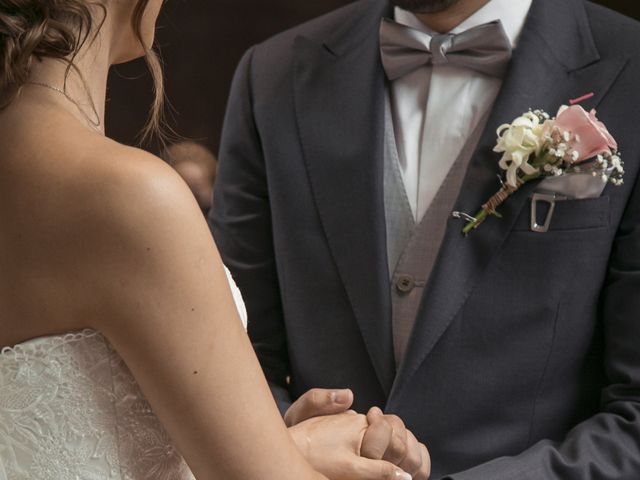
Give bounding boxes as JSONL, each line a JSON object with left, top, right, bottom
{"left": 68, "top": 136, "right": 205, "bottom": 239}
{"left": 0, "top": 115, "right": 196, "bottom": 227}
{"left": 7, "top": 125, "right": 208, "bottom": 272}
{"left": 84, "top": 138, "right": 191, "bottom": 207}
{"left": 0, "top": 126, "right": 209, "bottom": 338}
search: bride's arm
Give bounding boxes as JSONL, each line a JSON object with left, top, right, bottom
{"left": 71, "top": 148, "right": 411, "bottom": 480}
{"left": 75, "top": 150, "right": 323, "bottom": 480}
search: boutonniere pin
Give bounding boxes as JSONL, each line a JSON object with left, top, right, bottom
{"left": 458, "top": 103, "right": 624, "bottom": 234}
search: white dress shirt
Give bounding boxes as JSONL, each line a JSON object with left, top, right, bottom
{"left": 391, "top": 0, "right": 533, "bottom": 222}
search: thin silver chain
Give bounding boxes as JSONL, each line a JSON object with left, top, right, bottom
{"left": 25, "top": 81, "right": 104, "bottom": 134}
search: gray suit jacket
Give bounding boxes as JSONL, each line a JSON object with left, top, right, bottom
{"left": 211, "top": 0, "right": 640, "bottom": 477}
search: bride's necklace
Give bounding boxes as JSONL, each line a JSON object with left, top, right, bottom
{"left": 25, "top": 81, "right": 104, "bottom": 134}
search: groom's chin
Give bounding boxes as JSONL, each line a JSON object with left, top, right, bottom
{"left": 389, "top": 0, "right": 462, "bottom": 14}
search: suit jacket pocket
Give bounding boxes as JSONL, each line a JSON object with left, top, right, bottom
{"left": 512, "top": 195, "right": 610, "bottom": 232}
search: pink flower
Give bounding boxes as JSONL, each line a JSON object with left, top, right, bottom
{"left": 554, "top": 105, "right": 618, "bottom": 162}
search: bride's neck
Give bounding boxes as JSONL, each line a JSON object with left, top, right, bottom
{"left": 26, "top": 34, "right": 112, "bottom": 133}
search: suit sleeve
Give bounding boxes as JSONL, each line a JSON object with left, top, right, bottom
{"left": 444, "top": 175, "right": 640, "bottom": 479}
{"left": 209, "top": 47, "right": 293, "bottom": 416}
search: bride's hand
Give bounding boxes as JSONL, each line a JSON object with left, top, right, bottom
{"left": 289, "top": 411, "right": 413, "bottom": 480}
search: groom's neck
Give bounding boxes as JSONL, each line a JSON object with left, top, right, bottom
{"left": 414, "top": 0, "right": 490, "bottom": 33}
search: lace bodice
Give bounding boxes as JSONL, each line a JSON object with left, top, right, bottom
{"left": 0, "top": 268, "right": 247, "bottom": 480}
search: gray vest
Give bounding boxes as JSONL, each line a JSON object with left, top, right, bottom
{"left": 384, "top": 96, "right": 489, "bottom": 368}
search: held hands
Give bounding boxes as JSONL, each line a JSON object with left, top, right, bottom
{"left": 363, "top": 407, "right": 430, "bottom": 480}
{"left": 287, "top": 389, "right": 430, "bottom": 480}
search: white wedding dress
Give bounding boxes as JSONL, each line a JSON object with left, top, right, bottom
{"left": 0, "top": 268, "right": 247, "bottom": 480}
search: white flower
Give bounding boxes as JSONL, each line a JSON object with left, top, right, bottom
{"left": 494, "top": 111, "right": 549, "bottom": 188}
{"left": 611, "top": 155, "right": 622, "bottom": 169}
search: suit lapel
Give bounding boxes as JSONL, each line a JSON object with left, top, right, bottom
{"left": 390, "top": 0, "right": 629, "bottom": 401}
{"left": 293, "top": 0, "right": 396, "bottom": 394}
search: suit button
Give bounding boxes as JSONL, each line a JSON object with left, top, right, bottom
{"left": 396, "top": 274, "right": 415, "bottom": 293}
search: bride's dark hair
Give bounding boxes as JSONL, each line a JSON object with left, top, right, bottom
{"left": 0, "top": 0, "right": 165, "bottom": 142}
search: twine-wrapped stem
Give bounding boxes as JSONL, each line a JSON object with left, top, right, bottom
{"left": 462, "top": 179, "right": 525, "bottom": 234}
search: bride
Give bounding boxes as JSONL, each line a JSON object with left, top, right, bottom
{"left": 0, "top": 1, "right": 425, "bottom": 479}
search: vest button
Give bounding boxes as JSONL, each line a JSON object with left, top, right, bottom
{"left": 396, "top": 274, "right": 415, "bottom": 293}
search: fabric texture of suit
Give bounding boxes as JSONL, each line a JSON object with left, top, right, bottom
{"left": 210, "top": 0, "right": 640, "bottom": 477}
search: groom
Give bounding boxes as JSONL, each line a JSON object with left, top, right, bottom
{"left": 211, "top": 0, "right": 640, "bottom": 477}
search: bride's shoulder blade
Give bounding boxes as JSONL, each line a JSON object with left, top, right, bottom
{"left": 0, "top": 128, "right": 209, "bottom": 342}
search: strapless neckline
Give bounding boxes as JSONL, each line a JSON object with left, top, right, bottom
{"left": 1, "top": 266, "right": 248, "bottom": 353}
{"left": 1, "top": 329, "right": 97, "bottom": 355}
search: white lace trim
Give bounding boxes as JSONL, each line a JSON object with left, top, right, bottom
{"left": 0, "top": 329, "right": 97, "bottom": 357}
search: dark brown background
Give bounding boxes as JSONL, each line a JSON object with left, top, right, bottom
{"left": 105, "top": 0, "right": 640, "bottom": 154}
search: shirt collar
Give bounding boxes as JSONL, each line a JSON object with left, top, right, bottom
{"left": 394, "top": 0, "right": 533, "bottom": 48}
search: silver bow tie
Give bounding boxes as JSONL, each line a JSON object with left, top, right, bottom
{"left": 380, "top": 18, "right": 513, "bottom": 81}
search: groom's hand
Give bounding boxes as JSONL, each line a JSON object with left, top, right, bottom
{"left": 285, "top": 388, "right": 355, "bottom": 427}
{"left": 362, "top": 407, "right": 430, "bottom": 480}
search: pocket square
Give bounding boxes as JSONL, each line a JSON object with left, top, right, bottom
{"left": 535, "top": 169, "right": 612, "bottom": 200}
{"left": 530, "top": 169, "right": 612, "bottom": 232}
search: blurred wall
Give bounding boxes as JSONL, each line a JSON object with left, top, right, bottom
{"left": 105, "top": 0, "right": 640, "bottom": 153}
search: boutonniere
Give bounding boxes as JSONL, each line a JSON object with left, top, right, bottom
{"left": 460, "top": 104, "right": 624, "bottom": 234}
